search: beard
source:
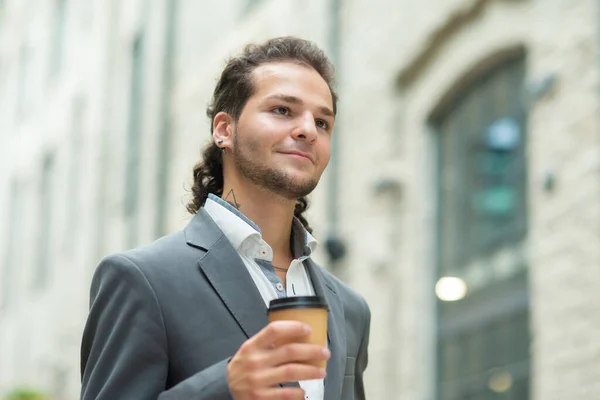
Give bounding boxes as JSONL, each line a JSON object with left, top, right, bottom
{"left": 232, "top": 127, "right": 319, "bottom": 200}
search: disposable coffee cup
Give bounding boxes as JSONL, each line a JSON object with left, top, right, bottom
{"left": 267, "top": 296, "right": 329, "bottom": 368}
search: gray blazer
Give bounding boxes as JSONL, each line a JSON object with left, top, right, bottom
{"left": 80, "top": 208, "right": 370, "bottom": 399}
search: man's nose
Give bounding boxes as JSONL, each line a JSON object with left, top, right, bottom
{"left": 292, "top": 112, "right": 318, "bottom": 141}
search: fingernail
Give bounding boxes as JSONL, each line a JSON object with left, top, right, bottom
{"left": 322, "top": 348, "right": 331, "bottom": 358}
{"left": 320, "top": 368, "right": 327, "bottom": 377}
{"left": 303, "top": 324, "right": 311, "bottom": 334}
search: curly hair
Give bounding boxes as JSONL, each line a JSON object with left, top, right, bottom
{"left": 186, "top": 37, "right": 338, "bottom": 233}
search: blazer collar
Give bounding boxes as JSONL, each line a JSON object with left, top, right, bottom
{"left": 183, "top": 207, "right": 223, "bottom": 251}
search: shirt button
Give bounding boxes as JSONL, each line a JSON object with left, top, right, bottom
{"left": 276, "top": 282, "right": 284, "bottom": 292}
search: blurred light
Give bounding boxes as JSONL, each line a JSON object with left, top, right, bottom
{"left": 435, "top": 277, "right": 467, "bottom": 301}
{"left": 489, "top": 371, "right": 513, "bottom": 393}
{"left": 486, "top": 117, "right": 521, "bottom": 151}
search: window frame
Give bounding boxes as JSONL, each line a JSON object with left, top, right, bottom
{"left": 432, "top": 51, "right": 531, "bottom": 400}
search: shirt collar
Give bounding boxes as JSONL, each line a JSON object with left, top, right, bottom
{"left": 291, "top": 217, "right": 318, "bottom": 259}
{"left": 204, "top": 193, "right": 318, "bottom": 258}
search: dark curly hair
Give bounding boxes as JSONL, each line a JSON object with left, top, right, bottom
{"left": 186, "top": 36, "right": 338, "bottom": 233}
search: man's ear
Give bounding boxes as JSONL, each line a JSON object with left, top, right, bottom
{"left": 213, "top": 111, "right": 235, "bottom": 150}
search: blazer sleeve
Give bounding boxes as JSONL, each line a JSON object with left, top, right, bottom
{"left": 80, "top": 254, "right": 234, "bottom": 400}
{"left": 354, "top": 297, "right": 371, "bottom": 400}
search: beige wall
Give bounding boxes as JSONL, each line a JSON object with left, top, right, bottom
{"left": 527, "top": 1, "right": 600, "bottom": 398}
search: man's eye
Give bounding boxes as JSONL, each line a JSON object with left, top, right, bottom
{"left": 316, "top": 119, "right": 328, "bottom": 130}
{"left": 273, "top": 106, "right": 289, "bottom": 115}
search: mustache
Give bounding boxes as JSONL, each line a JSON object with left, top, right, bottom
{"left": 276, "top": 147, "right": 317, "bottom": 163}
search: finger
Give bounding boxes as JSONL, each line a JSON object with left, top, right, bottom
{"left": 258, "top": 363, "right": 327, "bottom": 387}
{"left": 268, "top": 342, "right": 330, "bottom": 367}
{"left": 254, "top": 321, "right": 311, "bottom": 349}
{"left": 252, "top": 387, "right": 306, "bottom": 400}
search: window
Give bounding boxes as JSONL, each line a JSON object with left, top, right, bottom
{"left": 16, "top": 46, "right": 31, "bottom": 120}
{"left": 434, "top": 53, "right": 530, "bottom": 400}
{"left": 35, "top": 154, "right": 56, "bottom": 290}
{"left": 0, "top": 0, "right": 4, "bottom": 30}
{"left": 50, "top": 0, "right": 68, "bottom": 78}
{"left": 63, "top": 97, "right": 86, "bottom": 254}
{"left": 437, "top": 60, "right": 528, "bottom": 272}
{"left": 0, "top": 59, "right": 6, "bottom": 124}
{"left": 242, "top": 0, "right": 264, "bottom": 15}
{"left": 155, "top": 1, "right": 177, "bottom": 238}
{"left": 2, "top": 180, "right": 21, "bottom": 310}
{"left": 125, "top": 34, "right": 145, "bottom": 247}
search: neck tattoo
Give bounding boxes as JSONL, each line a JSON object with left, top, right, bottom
{"left": 224, "top": 189, "right": 241, "bottom": 209}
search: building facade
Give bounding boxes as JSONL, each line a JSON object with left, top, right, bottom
{"left": 1, "top": 0, "right": 599, "bottom": 399}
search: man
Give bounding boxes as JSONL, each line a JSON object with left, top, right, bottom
{"left": 81, "top": 36, "right": 370, "bottom": 400}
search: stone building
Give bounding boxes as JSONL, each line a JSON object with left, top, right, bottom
{"left": 1, "top": 0, "right": 599, "bottom": 399}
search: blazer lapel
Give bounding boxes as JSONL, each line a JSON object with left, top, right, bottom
{"left": 305, "top": 259, "right": 346, "bottom": 400}
{"left": 185, "top": 209, "right": 269, "bottom": 340}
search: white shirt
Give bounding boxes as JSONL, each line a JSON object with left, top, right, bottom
{"left": 204, "top": 195, "right": 324, "bottom": 400}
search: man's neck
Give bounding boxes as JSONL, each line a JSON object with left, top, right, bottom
{"left": 221, "top": 183, "right": 295, "bottom": 258}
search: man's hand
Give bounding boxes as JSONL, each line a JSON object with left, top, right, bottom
{"left": 227, "top": 321, "right": 330, "bottom": 399}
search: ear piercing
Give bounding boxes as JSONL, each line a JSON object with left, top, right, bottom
{"left": 217, "top": 140, "right": 224, "bottom": 145}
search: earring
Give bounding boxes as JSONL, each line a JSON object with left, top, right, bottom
{"left": 217, "top": 140, "right": 224, "bottom": 145}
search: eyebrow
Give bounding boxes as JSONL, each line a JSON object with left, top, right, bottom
{"left": 265, "top": 94, "right": 335, "bottom": 118}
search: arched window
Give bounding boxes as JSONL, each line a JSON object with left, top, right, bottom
{"left": 433, "top": 51, "right": 531, "bottom": 400}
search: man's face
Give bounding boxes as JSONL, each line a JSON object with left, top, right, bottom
{"left": 231, "top": 62, "right": 334, "bottom": 200}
